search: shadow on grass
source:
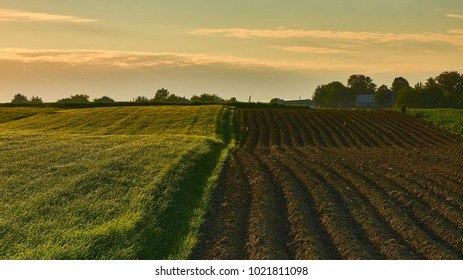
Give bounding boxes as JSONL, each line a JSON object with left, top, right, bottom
{"left": 137, "top": 140, "right": 225, "bottom": 259}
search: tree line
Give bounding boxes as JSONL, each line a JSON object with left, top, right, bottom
{"left": 313, "top": 71, "right": 463, "bottom": 108}
{"left": 10, "top": 88, "right": 237, "bottom": 104}
{"left": 9, "top": 71, "right": 463, "bottom": 108}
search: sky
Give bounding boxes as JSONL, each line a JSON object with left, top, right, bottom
{"left": 0, "top": 0, "right": 463, "bottom": 102}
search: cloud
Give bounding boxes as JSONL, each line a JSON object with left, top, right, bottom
{"left": 446, "top": 13, "right": 463, "bottom": 20}
{"left": 268, "top": 45, "right": 356, "bottom": 54}
{"left": 0, "top": 48, "right": 380, "bottom": 72}
{"left": 449, "top": 29, "right": 463, "bottom": 35}
{"left": 0, "top": 48, "right": 309, "bottom": 70}
{"left": 190, "top": 28, "right": 463, "bottom": 47}
{"left": 0, "top": 9, "right": 97, "bottom": 22}
{"left": 0, "top": 48, "right": 460, "bottom": 75}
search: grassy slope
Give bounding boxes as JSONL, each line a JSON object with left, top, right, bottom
{"left": 0, "top": 106, "right": 234, "bottom": 259}
{"left": 407, "top": 108, "right": 463, "bottom": 137}
{"left": 0, "top": 108, "right": 57, "bottom": 124}
{"left": 0, "top": 106, "right": 223, "bottom": 137}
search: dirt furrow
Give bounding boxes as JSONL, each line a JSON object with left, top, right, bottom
{"left": 342, "top": 148, "right": 463, "bottom": 232}
{"left": 278, "top": 110, "right": 304, "bottom": 146}
{"left": 195, "top": 108, "right": 463, "bottom": 260}
{"left": 242, "top": 109, "right": 259, "bottom": 149}
{"left": 382, "top": 111, "right": 460, "bottom": 145}
{"left": 288, "top": 147, "right": 420, "bottom": 259}
{"left": 348, "top": 111, "right": 414, "bottom": 147}
{"left": 254, "top": 149, "right": 340, "bottom": 259}
{"left": 290, "top": 110, "right": 316, "bottom": 146}
{"left": 269, "top": 148, "right": 380, "bottom": 259}
{"left": 330, "top": 157, "right": 462, "bottom": 259}
{"left": 340, "top": 111, "right": 390, "bottom": 147}
{"left": 298, "top": 112, "right": 331, "bottom": 147}
{"left": 317, "top": 112, "right": 354, "bottom": 147}
{"left": 241, "top": 150, "right": 292, "bottom": 259}
{"left": 261, "top": 110, "right": 280, "bottom": 146}
{"left": 192, "top": 154, "right": 251, "bottom": 259}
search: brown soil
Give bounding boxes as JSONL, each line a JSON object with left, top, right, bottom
{"left": 193, "top": 109, "right": 463, "bottom": 260}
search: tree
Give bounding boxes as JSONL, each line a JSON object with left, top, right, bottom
{"left": 11, "top": 94, "right": 28, "bottom": 103}
{"left": 30, "top": 96, "right": 43, "bottom": 104}
{"left": 58, "top": 94, "right": 90, "bottom": 103}
{"left": 72, "top": 94, "right": 90, "bottom": 102}
{"left": 190, "top": 93, "right": 224, "bottom": 103}
{"left": 391, "top": 77, "right": 410, "bottom": 93}
{"left": 375, "top": 85, "right": 393, "bottom": 106}
{"left": 135, "top": 96, "right": 149, "bottom": 102}
{"left": 94, "top": 96, "right": 115, "bottom": 103}
{"left": 435, "top": 71, "right": 463, "bottom": 95}
{"left": 270, "top": 98, "right": 283, "bottom": 104}
{"left": 312, "top": 85, "right": 328, "bottom": 106}
{"left": 165, "top": 93, "right": 181, "bottom": 102}
{"left": 153, "top": 88, "right": 170, "bottom": 102}
{"left": 417, "top": 85, "right": 444, "bottom": 108}
{"left": 347, "top": 74, "right": 376, "bottom": 95}
{"left": 395, "top": 86, "right": 415, "bottom": 108}
{"left": 313, "top": 81, "right": 354, "bottom": 107}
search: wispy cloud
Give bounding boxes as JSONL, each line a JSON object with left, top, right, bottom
{"left": 0, "top": 9, "right": 97, "bottom": 22}
{"left": 446, "top": 13, "right": 463, "bottom": 20}
{"left": 268, "top": 45, "right": 356, "bottom": 54}
{"left": 0, "top": 48, "right": 449, "bottom": 74}
{"left": 190, "top": 28, "right": 463, "bottom": 47}
{"left": 449, "top": 29, "right": 463, "bottom": 35}
{"left": 0, "top": 48, "right": 317, "bottom": 70}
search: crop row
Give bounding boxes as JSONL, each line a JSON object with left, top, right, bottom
{"left": 242, "top": 109, "right": 460, "bottom": 149}
{"left": 195, "top": 109, "right": 463, "bottom": 259}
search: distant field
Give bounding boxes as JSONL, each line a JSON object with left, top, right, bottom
{"left": 0, "top": 106, "right": 233, "bottom": 259}
{"left": 407, "top": 108, "right": 463, "bottom": 137}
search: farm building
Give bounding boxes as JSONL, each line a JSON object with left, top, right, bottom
{"left": 355, "top": 94, "right": 376, "bottom": 108}
{"left": 355, "top": 94, "right": 395, "bottom": 108}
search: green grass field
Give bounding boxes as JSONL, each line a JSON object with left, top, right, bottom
{"left": 407, "top": 108, "right": 463, "bottom": 137}
{"left": 0, "top": 105, "right": 234, "bottom": 259}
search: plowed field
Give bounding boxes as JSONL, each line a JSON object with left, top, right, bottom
{"left": 194, "top": 109, "right": 463, "bottom": 260}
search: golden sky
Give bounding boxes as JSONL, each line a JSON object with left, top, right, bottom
{"left": 0, "top": 0, "right": 463, "bottom": 102}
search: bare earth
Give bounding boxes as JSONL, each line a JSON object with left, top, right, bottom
{"left": 194, "top": 109, "right": 463, "bottom": 260}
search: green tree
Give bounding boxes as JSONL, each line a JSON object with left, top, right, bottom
{"left": 313, "top": 81, "right": 353, "bottom": 107}
{"left": 58, "top": 94, "right": 90, "bottom": 103}
{"left": 417, "top": 85, "right": 444, "bottom": 108}
{"left": 435, "top": 71, "right": 463, "bottom": 95}
{"left": 391, "top": 77, "right": 410, "bottom": 93}
{"left": 270, "top": 98, "right": 283, "bottom": 104}
{"left": 135, "top": 96, "right": 149, "bottom": 102}
{"left": 395, "top": 86, "right": 415, "bottom": 108}
{"left": 347, "top": 74, "right": 376, "bottom": 95}
{"left": 30, "top": 96, "right": 43, "bottom": 104}
{"left": 312, "top": 85, "right": 328, "bottom": 106}
{"left": 165, "top": 94, "right": 182, "bottom": 102}
{"left": 375, "top": 85, "right": 393, "bottom": 106}
{"left": 11, "top": 94, "right": 28, "bottom": 103}
{"left": 72, "top": 94, "right": 90, "bottom": 102}
{"left": 153, "top": 88, "right": 170, "bottom": 102}
{"left": 190, "top": 93, "right": 224, "bottom": 103}
{"left": 94, "top": 96, "right": 115, "bottom": 103}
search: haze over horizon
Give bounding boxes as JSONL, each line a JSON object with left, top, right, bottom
{"left": 1, "top": 0, "right": 463, "bottom": 103}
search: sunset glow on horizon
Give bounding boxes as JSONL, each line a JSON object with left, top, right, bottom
{"left": 1, "top": 0, "right": 463, "bottom": 102}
